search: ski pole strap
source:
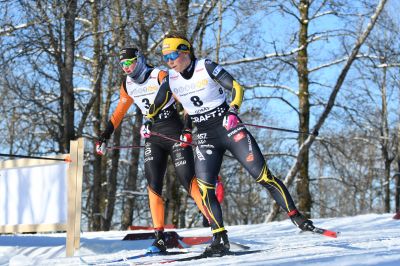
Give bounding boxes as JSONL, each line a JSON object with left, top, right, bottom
{"left": 241, "top": 123, "right": 318, "bottom": 136}
{"left": 0, "top": 153, "right": 71, "bottom": 162}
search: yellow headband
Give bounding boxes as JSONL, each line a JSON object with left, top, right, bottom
{"left": 162, "top": 38, "right": 191, "bottom": 53}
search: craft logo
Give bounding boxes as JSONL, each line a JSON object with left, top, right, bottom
{"left": 192, "top": 111, "right": 218, "bottom": 123}
{"left": 192, "top": 106, "right": 225, "bottom": 123}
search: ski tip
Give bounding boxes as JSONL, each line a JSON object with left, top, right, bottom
{"left": 323, "top": 230, "right": 339, "bottom": 238}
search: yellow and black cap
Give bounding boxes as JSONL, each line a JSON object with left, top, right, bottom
{"left": 162, "top": 38, "right": 190, "bottom": 53}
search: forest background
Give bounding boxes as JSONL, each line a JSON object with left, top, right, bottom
{"left": 1, "top": 0, "right": 399, "bottom": 232}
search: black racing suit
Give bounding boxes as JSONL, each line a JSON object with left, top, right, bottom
{"left": 144, "top": 104, "right": 208, "bottom": 230}
{"left": 145, "top": 105, "right": 196, "bottom": 197}
{"left": 101, "top": 69, "right": 205, "bottom": 231}
{"left": 147, "top": 59, "right": 298, "bottom": 234}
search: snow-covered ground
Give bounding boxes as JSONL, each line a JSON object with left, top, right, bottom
{"left": 1, "top": 213, "right": 400, "bottom": 265}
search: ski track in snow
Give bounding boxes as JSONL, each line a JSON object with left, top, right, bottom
{"left": 0, "top": 213, "right": 399, "bottom": 265}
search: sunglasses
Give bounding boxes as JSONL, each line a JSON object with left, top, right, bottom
{"left": 162, "top": 51, "right": 181, "bottom": 62}
{"left": 120, "top": 57, "right": 137, "bottom": 68}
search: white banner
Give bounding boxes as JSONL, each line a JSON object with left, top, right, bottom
{"left": 0, "top": 163, "right": 68, "bottom": 225}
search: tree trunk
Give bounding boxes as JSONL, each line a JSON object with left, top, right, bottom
{"left": 176, "top": 0, "right": 190, "bottom": 35}
{"left": 121, "top": 111, "right": 142, "bottom": 230}
{"left": 90, "top": 0, "right": 108, "bottom": 231}
{"left": 103, "top": 126, "right": 122, "bottom": 230}
{"left": 296, "top": 0, "right": 312, "bottom": 217}
{"left": 379, "top": 66, "right": 391, "bottom": 212}
{"left": 396, "top": 169, "right": 400, "bottom": 212}
{"left": 397, "top": 124, "right": 400, "bottom": 212}
{"left": 61, "top": 0, "right": 77, "bottom": 152}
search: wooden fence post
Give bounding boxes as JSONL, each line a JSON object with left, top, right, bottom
{"left": 66, "top": 138, "right": 84, "bottom": 257}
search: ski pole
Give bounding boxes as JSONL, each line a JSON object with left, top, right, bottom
{"left": 149, "top": 132, "right": 235, "bottom": 159}
{"left": 150, "top": 131, "right": 196, "bottom": 147}
{"left": 0, "top": 153, "right": 72, "bottom": 162}
{"left": 107, "top": 145, "right": 145, "bottom": 150}
{"left": 242, "top": 123, "right": 319, "bottom": 136}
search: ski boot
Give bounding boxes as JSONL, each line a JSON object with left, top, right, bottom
{"left": 289, "top": 210, "right": 315, "bottom": 232}
{"left": 203, "top": 230, "right": 230, "bottom": 257}
{"left": 147, "top": 230, "right": 167, "bottom": 253}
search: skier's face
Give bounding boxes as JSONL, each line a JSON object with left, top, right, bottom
{"left": 120, "top": 58, "right": 137, "bottom": 75}
{"left": 163, "top": 50, "right": 191, "bottom": 73}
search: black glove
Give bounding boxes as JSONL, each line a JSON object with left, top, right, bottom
{"left": 95, "top": 121, "right": 114, "bottom": 156}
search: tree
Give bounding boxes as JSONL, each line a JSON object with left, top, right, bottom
{"left": 266, "top": 0, "right": 388, "bottom": 221}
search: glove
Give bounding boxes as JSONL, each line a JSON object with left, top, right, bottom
{"left": 95, "top": 136, "right": 107, "bottom": 156}
{"left": 96, "top": 121, "right": 114, "bottom": 156}
{"left": 179, "top": 129, "right": 192, "bottom": 148}
{"left": 222, "top": 106, "right": 240, "bottom": 131}
{"left": 140, "top": 119, "right": 153, "bottom": 139}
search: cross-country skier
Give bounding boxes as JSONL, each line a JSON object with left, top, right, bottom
{"left": 144, "top": 33, "right": 316, "bottom": 256}
{"left": 96, "top": 47, "right": 207, "bottom": 253}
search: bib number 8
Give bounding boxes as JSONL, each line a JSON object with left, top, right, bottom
{"left": 190, "top": 96, "right": 204, "bottom": 107}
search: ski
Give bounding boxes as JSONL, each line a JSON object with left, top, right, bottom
{"left": 312, "top": 226, "right": 339, "bottom": 238}
{"left": 122, "top": 231, "right": 250, "bottom": 250}
{"left": 157, "top": 249, "right": 265, "bottom": 263}
{"left": 301, "top": 226, "right": 339, "bottom": 238}
{"left": 80, "top": 250, "right": 187, "bottom": 265}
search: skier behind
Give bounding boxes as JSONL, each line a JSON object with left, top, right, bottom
{"left": 96, "top": 47, "right": 208, "bottom": 253}
{"left": 143, "top": 33, "right": 317, "bottom": 256}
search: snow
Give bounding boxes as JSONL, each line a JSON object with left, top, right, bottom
{"left": 1, "top": 213, "right": 400, "bottom": 265}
